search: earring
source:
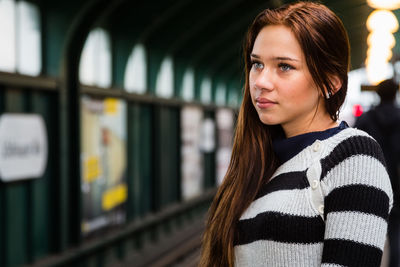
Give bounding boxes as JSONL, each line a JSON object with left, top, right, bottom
{"left": 326, "top": 91, "right": 332, "bottom": 99}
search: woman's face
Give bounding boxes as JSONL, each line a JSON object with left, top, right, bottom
{"left": 249, "top": 25, "right": 327, "bottom": 137}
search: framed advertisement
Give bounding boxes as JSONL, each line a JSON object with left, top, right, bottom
{"left": 80, "top": 96, "right": 127, "bottom": 235}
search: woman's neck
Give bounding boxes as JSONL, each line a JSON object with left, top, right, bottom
{"left": 282, "top": 113, "right": 337, "bottom": 138}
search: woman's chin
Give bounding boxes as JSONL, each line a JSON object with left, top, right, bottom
{"left": 258, "top": 115, "right": 280, "bottom": 125}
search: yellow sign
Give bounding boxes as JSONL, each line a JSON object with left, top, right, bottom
{"left": 104, "top": 98, "right": 118, "bottom": 114}
{"left": 102, "top": 184, "right": 127, "bottom": 211}
{"left": 84, "top": 156, "right": 102, "bottom": 182}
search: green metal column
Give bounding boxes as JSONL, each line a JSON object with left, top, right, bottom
{"left": 194, "top": 69, "right": 205, "bottom": 102}
{"left": 0, "top": 87, "right": 4, "bottom": 266}
{"left": 153, "top": 106, "right": 181, "bottom": 210}
{"left": 203, "top": 110, "right": 216, "bottom": 189}
{"left": 111, "top": 30, "right": 135, "bottom": 88}
{"left": 140, "top": 104, "right": 154, "bottom": 214}
{"left": 4, "top": 89, "right": 28, "bottom": 267}
{"left": 174, "top": 59, "right": 186, "bottom": 98}
{"left": 42, "top": 1, "right": 82, "bottom": 77}
{"left": 127, "top": 103, "right": 153, "bottom": 220}
{"left": 28, "top": 91, "right": 58, "bottom": 262}
{"left": 147, "top": 48, "right": 164, "bottom": 95}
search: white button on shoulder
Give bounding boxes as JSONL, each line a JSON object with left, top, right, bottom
{"left": 313, "top": 141, "right": 321, "bottom": 152}
{"left": 318, "top": 205, "right": 324, "bottom": 214}
{"left": 311, "top": 179, "right": 319, "bottom": 189}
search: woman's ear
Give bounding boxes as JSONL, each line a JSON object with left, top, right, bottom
{"left": 324, "top": 75, "right": 342, "bottom": 98}
{"left": 330, "top": 75, "right": 342, "bottom": 95}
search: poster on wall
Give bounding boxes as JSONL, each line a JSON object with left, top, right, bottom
{"left": 181, "top": 105, "right": 204, "bottom": 200}
{"left": 216, "top": 108, "right": 234, "bottom": 185}
{"left": 80, "top": 96, "right": 127, "bottom": 235}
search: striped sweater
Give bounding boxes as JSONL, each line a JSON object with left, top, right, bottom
{"left": 234, "top": 127, "right": 393, "bottom": 267}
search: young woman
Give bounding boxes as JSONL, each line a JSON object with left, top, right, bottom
{"left": 200, "top": 2, "right": 393, "bottom": 267}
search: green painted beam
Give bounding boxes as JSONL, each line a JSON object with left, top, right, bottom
{"left": 4, "top": 89, "right": 28, "bottom": 267}
{"left": 0, "top": 87, "right": 4, "bottom": 266}
{"left": 29, "top": 92, "right": 53, "bottom": 262}
{"left": 42, "top": 0, "right": 82, "bottom": 77}
{"left": 127, "top": 103, "right": 154, "bottom": 220}
{"left": 59, "top": 0, "right": 128, "bottom": 247}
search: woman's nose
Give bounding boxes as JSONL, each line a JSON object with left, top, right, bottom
{"left": 254, "top": 70, "right": 274, "bottom": 91}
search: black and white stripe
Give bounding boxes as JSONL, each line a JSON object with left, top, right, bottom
{"left": 324, "top": 184, "right": 389, "bottom": 220}
{"left": 235, "top": 211, "right": 324, "bottom": 246}
{"left": 255, "top": 170, "right": 308, "bottom": 200}
{"left": 322, "top": 239, "right": 383, "bottom": 266}
{"left": 320, "top": 135, "right": 386, "bottom": 180}
{"left": 234, "top": 128, "right": 393, "bottom": 267}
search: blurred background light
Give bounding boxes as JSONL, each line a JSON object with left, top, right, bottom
{"left": 366, "top": 8, "right": 398, "bottom": 85}
{"left": 367, "top": 47, "right": 393, "bottom": 62}
{"left": 367, "top": 31, "right": 396, "bottom": 48}
{"left": 366, "top": 61, "right": 394, "bottom": 85}
{"left": 366, "top": 9, "right": 399, "bottom": 32}
{"left": 352, "top": 104, "right": 364, "bottom": 117}
{"left": 367, "top": 0, "right": 400, "bottom": 10}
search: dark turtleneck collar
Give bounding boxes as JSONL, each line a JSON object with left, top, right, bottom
{"left": 272, "top": 121, "right": 348, "bottom": 164}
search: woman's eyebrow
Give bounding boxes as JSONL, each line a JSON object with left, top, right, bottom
{"left": 250, "top": 54, "right": 261, "bottom": 59}
{"left": 274, "top": 56, "right": 299, "bottom": 62}
{"left": 250, "top": 54, "right": 299, "bottom": 62}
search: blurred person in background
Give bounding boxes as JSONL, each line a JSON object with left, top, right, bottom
{"left": 200, "top": 2, "right": 393, "bottom": 266}
{"left": 355, "top": 78, "right": 400, "bottom": 267}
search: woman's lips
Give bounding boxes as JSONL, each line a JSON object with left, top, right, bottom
{"left": 256, "top": 97, "right": 277, "bottom": 109}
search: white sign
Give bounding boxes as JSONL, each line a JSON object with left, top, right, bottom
{"left": 200, "top": 118, "right": 215, "bottom": 153}
{"left": 181, "top": 106, "right": 203, "bottom": 200}
{"left": 216, "top": 108, "right": 234, "bottom": 185}
{"left": 0, "top": 114, "right": 48, "bottom": 181}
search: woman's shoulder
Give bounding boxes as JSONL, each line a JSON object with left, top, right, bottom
{"left": 332, "top": 125, "right": 374, "bottom": 141}
{"left": 322, "top": 126, "right": 386, "bottom": 167}
{"left": 321, "top": 126, "right": 393, "bottom": 210}
{"left": 327, "top": 126, "right": 381, "bottom": 150}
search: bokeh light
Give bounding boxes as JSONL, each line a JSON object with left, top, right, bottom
{"left": 352, "top": 104, "right": 364, "bottom": 117}
{"left": 367, "top": 9, "right": 399, "bottom": 32}
{"left": 367, "top": 31, "right": 396, "bottom": 48}
{"left": 367, "top": 46, "right": 393, "bottom": 62}
{"left": 367, "top": 0, "right": 400, "bottom": 10}
{"left": 366, "top": 9, "right": 398, "bottom": 85}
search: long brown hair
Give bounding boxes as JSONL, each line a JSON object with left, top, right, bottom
{"left": 199, "top": 2, "right": 350, "bottom": 266}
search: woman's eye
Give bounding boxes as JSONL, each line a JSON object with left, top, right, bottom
{"left": 252, "top": 62, "right": 263, "bottom": 70}
{"left": 278, "top": 63, "right": 293, "bottom": 72}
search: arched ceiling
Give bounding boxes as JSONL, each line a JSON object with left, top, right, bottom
{"left": 105, "top": 0, "right": 375, "bottom": 81}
